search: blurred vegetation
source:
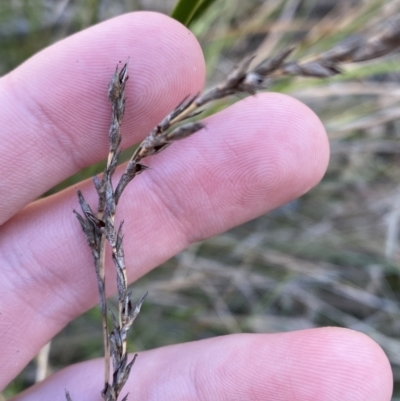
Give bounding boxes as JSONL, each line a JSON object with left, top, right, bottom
{"left": 2, "top": 0, "right": 400, "bottom": 399}
{"left": 171, "top": 0, "right": 216, "bottom": 27}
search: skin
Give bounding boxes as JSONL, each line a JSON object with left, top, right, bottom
{"left": 0, "top": 11, "right": 393, "bottom": 401}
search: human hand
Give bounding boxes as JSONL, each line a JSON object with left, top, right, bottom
{"left": 0, "top": 12, "right": 392, "bottom": 401}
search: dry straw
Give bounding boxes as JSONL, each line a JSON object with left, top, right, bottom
{"left": 69, "top": 15, "right": 400, "bottom": 401}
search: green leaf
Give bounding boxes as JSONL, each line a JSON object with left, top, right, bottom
{"left": 171, "top": 0, "right": 216, "bottom": 27}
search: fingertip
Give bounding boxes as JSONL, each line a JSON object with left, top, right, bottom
{"left": 222, "top": 92, "right": 330, "bottom": 200}
{"left": 274, "top": 92, "right": 330, "bottom": 194}
{"left": 283, "top": 327, "right": 393, "bottom": 401}
{"left": 325, "top": 328, "right": 393, "bottom": 400}
{"left": 201, "top": 328, "right": 392, "bottom": 401}
{"left": 165, "top": 91, "right": 330, "bottom": 227}
{"left": 0, "top": 11, "right": 206, "bottom": 225}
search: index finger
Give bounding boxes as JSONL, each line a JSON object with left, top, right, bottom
{"left": 0, "top": 11, "right": 205, "bottom": 225}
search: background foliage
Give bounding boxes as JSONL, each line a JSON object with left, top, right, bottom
{"left": 2, "top": 0, "right": 400, "bottom": 399}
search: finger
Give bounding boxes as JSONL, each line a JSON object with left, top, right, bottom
{"left": 12, "top": 328, "right": 392, "bottom": 401}
{"left": 0, "top": 11, "right": 205, "bottom": 225}
{"left": 0, "top": 93, "right": 329, "bottom": 388}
